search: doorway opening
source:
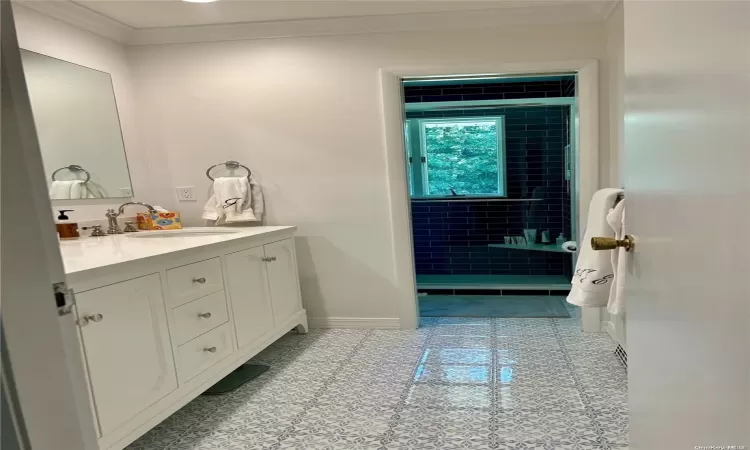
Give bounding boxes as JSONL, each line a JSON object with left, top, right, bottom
{"left": 402, "top": 74, "right": 578, "bottom": 318}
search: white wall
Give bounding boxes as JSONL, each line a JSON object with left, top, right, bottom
{"left": 127, "top": 23, "right": 607, "bottom": 322}
{"left": 604, "top": 1, "right": 625, "bottom": 188}
{"left": 13, "top": 6, "right": 148, "bottom": 222}
{"left": 601, "top": 1, "right": 627, "bottom": 348}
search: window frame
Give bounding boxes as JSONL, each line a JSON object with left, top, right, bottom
{"left": 405, "top": 116, "right": 507, "bottom": 198}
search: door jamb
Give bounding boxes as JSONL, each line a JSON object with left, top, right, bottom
{"left": 379, "top": 60, "right": 599, "bottom": 330}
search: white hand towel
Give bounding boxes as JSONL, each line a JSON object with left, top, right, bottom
{"left": 50, "top": 180, "right": 91, "bottom": 199}
{"left": 249, "top": 178, "right": 264, "bottom": 220}
{"left": 567, "top": 188, "right": 623, "bottom": 307}
{"left": 69, "top": 181, "right": 93, "bottom": 199}
{"left": 201, "top": 177, "right": 258, "bottom": 223}
{"left": 606, "top": 198, "right": 627, "bottom": 316}
{"left": 50, "top": 180, "right": 76, "bottom": 199}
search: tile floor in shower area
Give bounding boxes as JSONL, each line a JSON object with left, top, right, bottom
{"left": 128, "top": 304, "right": 627, "bottom": 450}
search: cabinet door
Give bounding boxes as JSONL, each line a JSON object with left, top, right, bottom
{"left": 265, "top": 239, "right": 303, "bottom": 325}
{"left": 225, "top": 247, "right": 275, "bottom": 349}
{"left": 76, "top": 274, "right": 177, "bottom": 436}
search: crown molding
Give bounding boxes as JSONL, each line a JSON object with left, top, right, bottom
{"left": 15, "top": 0, "right": 613, "bottom": 47}
{"left": 13, "top": 1, "right": 134, "bottom": 43}
{"left": 130, "top": 4, "right": 602, "bottom": 46}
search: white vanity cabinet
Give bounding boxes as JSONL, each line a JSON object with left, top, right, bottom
{"left": 75, "top": 274, "right": 177, "bottom": 437}
{"left": 225, "top": 239, "right": 303, "bottom": 349}
{"left": 265, "top": 239, "right": 304, "bottom": 325}
{"left": 225, "top": 246, "right": 275, "bottom": 349}
{"left": 63, "top": 227, "right": 307, "bottom": 450}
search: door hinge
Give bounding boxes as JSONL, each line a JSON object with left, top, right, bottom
{"left": 408, "top": 156, "right": 413, "bottom": 163}
{"left": 53, "top": 282, "right": 75, "bottom": 316}
{"left": 421, "top": 157, "right": 426, "bottom": 163}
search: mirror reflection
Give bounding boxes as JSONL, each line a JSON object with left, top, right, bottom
{"left": 20, "top": 50, "right": 133, "bottom": 200}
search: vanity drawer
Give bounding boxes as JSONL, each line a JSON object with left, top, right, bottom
{"left": 167, "top": 257, "right": 224, "bottom": 307}
{"left": 172, "top": 291, "right": 229, "bottom": 345}
{"left": 177, "top": 323, "right": 234, "bottom": 383}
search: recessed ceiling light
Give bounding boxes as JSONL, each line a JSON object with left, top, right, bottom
{"left": 182, "top": 0, "right": 219, "bottom": 3}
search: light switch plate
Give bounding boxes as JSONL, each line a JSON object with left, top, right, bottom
{"left": 175, "top": 186, "right": 196, "bottom": 201}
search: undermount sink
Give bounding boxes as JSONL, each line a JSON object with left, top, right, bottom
{"left": 125, "top": 228, "right": 241, "bottom": 238}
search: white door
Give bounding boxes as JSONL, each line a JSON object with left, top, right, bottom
{"left": 1, "top": 4, "right": 98, "bottom": 449}
{"left": 624, "top": 1, "right": 750, "bottom": 448}
{"left": 76, "top": 274, "right": 177, "bottom": 436}
{"left": 265, "top": 239, "right": 303, "bottom": 325}
{"left": 225, "top": 246, "right": 275, "bottom": 349}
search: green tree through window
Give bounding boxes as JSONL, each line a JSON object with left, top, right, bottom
{"left": 405, "top": 117, "right": 505, "bottom": 197}
{"left": 424, "top": 121, "right": 500, "bottom": 195}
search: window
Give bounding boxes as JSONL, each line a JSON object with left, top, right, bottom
{"left": 405, "top": 117, "right": 506, "bottom": 197}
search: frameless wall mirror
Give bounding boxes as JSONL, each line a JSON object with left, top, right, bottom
{"left": 20, "top": 50, "right": 133, "bottom": 200}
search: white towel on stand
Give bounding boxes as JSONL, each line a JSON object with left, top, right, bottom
{"left": 606, "top": 198, "right": 627, "bottom": 316}
{"left": 202, "top": 177, "right": 261, "bottom": 224}
{"left": 567, "top": 188, "right": 623, "bottom": 307}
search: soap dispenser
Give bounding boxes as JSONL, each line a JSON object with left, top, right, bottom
{"left": 56, "top": 210, "right": 80, "bottom": 240}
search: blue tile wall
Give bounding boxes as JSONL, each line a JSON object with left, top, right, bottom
{"left": 562, "top": 78, "right": 576, "bottom": 97}
{"left": 406, "top": 79, "right": 574, "bottom": 276}
{"left": 404, "top": 77, "right": 575, "bottom": 103}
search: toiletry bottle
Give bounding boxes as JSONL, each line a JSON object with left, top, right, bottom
{"left": 556, "top": 233, "right": 566, "bottom": 246}
{"left": 56, "top": 210, "right": 80, "bottom": 240}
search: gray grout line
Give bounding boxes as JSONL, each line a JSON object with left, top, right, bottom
{"left": 488, "top": 318, "right": 500, "bottom": 447}
{"left": 377, "top": 324, "right": 437, "bottom": 449}
{"left": 269, "top": 330, "right": 375, "bottom": 450}
{"left": 551, "top": 317, "right": 614, "bottom": 450}
{"left": 161, "top": 330, "right": 367, "bottom": 450}
{"left": 160, "top": 386, "right": 240, "bottom": 450}
{"left": 152, "top": 313, "right": 624, "bottom": 450}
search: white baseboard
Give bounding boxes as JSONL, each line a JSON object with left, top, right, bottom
{"left": 603, "top": 320, "right": 624, "bottom": 348}
{"left": 308, "top": 317, "right": 401, "bottom": 329}
{"left": 581, "top": 306, "right": 604, "bottom": 332}
{"left": 603, "top": 320, "right": 616, "bottom": 336}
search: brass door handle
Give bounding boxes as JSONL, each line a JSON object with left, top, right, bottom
{"left": 591, "top": 235, "right": 634, "bottom": 251}
{"left": 192, "top": 277, "right": 207, "bottom": 284}
{"left": 204, "top": 347, "right": 217, "bottom": 353}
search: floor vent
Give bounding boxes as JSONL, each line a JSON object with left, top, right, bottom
{"left": 614, "top": 344, "right": 628, "bottom": 369}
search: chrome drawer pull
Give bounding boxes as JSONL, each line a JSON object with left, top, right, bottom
{"left": 198, "top": 312, "right": 212, "bottom": 319}
{"left": 192, "top": 277, "right": 207, "bottom": 284}
{"left": 204, "top": 347, "right": 217, "bottom": 353}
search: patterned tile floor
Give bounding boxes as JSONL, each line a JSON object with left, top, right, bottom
{"left": 128, "top": 304, "right": 628, "bottom": 450}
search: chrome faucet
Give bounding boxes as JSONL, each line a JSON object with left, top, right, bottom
{"left": 105, "top": 202, "right": 157, "bottom": 234}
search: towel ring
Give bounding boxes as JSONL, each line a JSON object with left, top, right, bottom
{"left": 205, "top": 160, "right": 251, "bottom": 181}
{"left": 51, "top": 164, "right": 91, "bottom": 183}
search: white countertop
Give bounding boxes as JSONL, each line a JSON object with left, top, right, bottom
{"left": 60, "top": 226, "right": 296, "bottom": 275}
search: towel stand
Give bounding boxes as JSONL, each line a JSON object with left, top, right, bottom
{"left": 205, "top": 160, "right": 251, "bottom": 181}
{"left": 51, "top": 164, "right": 91, "bottom": 183}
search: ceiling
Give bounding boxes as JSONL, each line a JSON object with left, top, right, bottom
{"left": 68, "top": 0, "right": 614, "bottom": 29}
